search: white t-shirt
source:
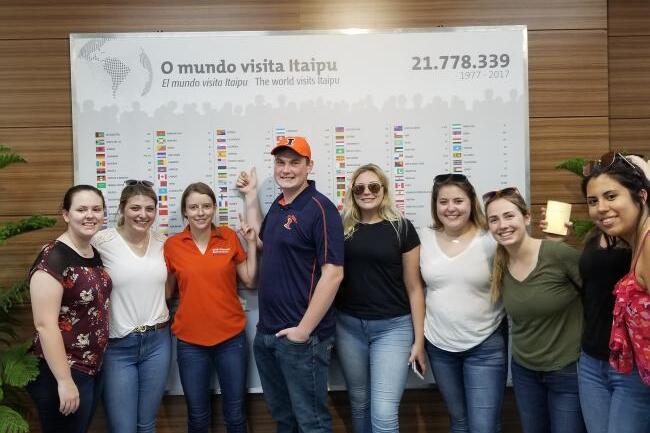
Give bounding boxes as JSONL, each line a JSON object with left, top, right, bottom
{"left": 419, "top": 228, "right": 504, "bottom": 352}
{"left": 92, "top": 228, "right": 169, "bottom": 338}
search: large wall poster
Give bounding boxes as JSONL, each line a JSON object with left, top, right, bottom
{"left": 71, "top": 26, "right": 528, "bottom": 392}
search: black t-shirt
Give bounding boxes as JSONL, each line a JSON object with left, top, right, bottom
{"left": 579, "top": 234, "right": 631, "bottom": 360}
{"left": 336, "top": 219, "right": 420, "bottom": 320}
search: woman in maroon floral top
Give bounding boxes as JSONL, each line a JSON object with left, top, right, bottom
{"left": 27, "top": 185, "right": 112, "bottom": 433}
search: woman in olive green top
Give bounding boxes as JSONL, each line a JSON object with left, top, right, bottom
{"left": 484, "top": 187, "right": 585, "bottom": 433}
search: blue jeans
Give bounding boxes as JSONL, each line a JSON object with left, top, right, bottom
{"left": 176, "top": 331, "right": 248, "bottom": 433}
{"left": 511, "top": 360, "right": 586, "bottom": 433}
{"left": 335, "top": 312, "right": 413, "bottom": 433}
{"left": 253, "top": 331, "right": 334, "bottom": 433}
{"left": 102, "top": 325, "right": 172, "bottom": 433}
{"left": 578, "top": 351, "right": 650, "bottom": 433}
{"left": 425, "top": 322, "right": 507, "bottom": 433}
{"left": 27, "top": 358, "right": 103, "bottom": 433}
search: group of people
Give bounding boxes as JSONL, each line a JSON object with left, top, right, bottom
{"left": 25, "top": 135, "right": 650, "bottom": 433}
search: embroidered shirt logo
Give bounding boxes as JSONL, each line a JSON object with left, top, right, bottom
{"left": 212, "top": 247, "right": 231, "bottom": 255}
{"left": 283, "top": 214, "right": 298, "bottom": 230}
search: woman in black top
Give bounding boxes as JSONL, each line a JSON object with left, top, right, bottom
{"left": 541, "top": 153, "right": 650, "bottom": 433}
{"left": 335, "top": 163, "right": 426, "bottom": 433}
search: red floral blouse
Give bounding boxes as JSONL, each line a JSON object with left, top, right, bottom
{"left": 29, "top": 241, "right": 112, "bottom": 375}
{"left": 609, "top": 236, "right": 650, "bottom": 386}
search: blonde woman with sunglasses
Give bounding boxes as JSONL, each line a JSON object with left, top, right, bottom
{"left": 419, "top": 174, "right": 506, "bottom": 433}
{"left": 335, "top": 163, "right": 425, "bottom": 433}
{"left": 484, "top": 188, "right": 585, "bottom": 433}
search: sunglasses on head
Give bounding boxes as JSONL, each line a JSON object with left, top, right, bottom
{"left": 582, "top": 152, "right": 644, "bottom": 177}
{"left": 124, "top": 179, "right": 154, "bottom": 187}
{"left": 352, "top": 182, "right": 382, "bottom": 196}
{"left": 434, "top": 173, "right": 468, "bottom": 183}
{"left": 482, "top": 187, "right": 520, "bottom": 204}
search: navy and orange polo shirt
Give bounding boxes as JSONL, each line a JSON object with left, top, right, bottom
{"left": 258, "top": 181, "right": 344, "bottom": 339}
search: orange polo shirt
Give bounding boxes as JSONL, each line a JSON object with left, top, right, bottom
{"left": 164, "top": 226, "right": 246, "bottom": 346}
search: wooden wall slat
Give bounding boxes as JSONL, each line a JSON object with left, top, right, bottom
{"left": 608, "top": 36, "right": 650, "bottom": 119}
{"left": 0, "top": 0, "right": 606, "bottom": 40}
{"left": 297, "top": 0, "right": 605, "bottom": 31}
{"left": 0, "top": 39, "right": 71, "bottom": 128}
{"left": 0, "top": 218, "right": 65, "bottom": 287}
{"left": 529, "top": 117, "right": 608, "bottom": 204}
{"left": 528, "top": 30, "right": 608, "bottom": 118}
{"left": 609, "top": 119, "right": 650, "bottom": 155}
{"left": 0, "top": 127, "right": 73, "bottom": 216}
{"left": 608, "top": 0, "right": 650, "bottom": 36}
{"left": 0, "top": 2, "right": 302, "bottom": 40}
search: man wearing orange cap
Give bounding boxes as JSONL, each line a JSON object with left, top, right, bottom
{"left": 237, "top": 136, "right": 344, "bottom": 433}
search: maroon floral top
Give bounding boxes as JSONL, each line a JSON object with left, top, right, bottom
{"left": 29, "top": 240, "right": 112, "bottom": 375}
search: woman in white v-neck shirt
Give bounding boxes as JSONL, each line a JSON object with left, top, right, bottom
{"left": 419, "top": 174, "right": 506, "bottom": 433}
{"left": 92, "top": 181, "right": 171, "bottom": 433}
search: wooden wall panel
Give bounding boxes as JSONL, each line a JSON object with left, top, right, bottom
{"left": 528, "top": 117, "right": 608, "bottom": 204}
{"left": 0, "top": 39, "right": 71, "bottom": 128}
{"left": 608, "top": 36, "right": 650, "bottom": 119}
{"left": 0, "top": 217, "right": 65, "bottom": 287}
{"left": 609, "top": 119, "right": 650, "bottom": 155}
{"left": 0, "top": 1, "right": 302, "bottom": 40}
{"left": 0, "top": 127, "right": 72, "bottom": 216}
{"left": 528, "top": 30, "right": 608, "bottom": 118}
{"left": 0, "top": 0, "right": 606, "bottom": 40}
{"left": 297, "top": 0, "right": 605, "bottom": 30}
{"left": 608, "top": 0, "right": 650, "bottom": 36}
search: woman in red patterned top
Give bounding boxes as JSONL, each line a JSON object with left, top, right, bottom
{"left": 582, "top": 153, "right": 650, "bottom": 431}
{"left": 27, "top": 185, "right": 112, "bottom": 433}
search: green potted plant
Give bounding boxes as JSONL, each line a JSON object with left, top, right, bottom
{"left": 0, "top": 144, "right": 56, "bottom": 433}
{"left": 555, "top": 157, "right": 595, "bottom": 239}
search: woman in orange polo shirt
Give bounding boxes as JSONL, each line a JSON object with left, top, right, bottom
{"left": 164, "top": 182, "right": 257, "bottom": 433}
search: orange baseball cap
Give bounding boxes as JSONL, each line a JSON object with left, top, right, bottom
{"left": 271, "top": 136, "right": 311, "bottom": 159}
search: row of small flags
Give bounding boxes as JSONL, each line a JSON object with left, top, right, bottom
{"left": 451, "top": 124, "right": 463, "bottom": 173}
{"left": 156, "top": 131, "right": 170, "bottom": 234}
{"left": 216, "top": 129, "right": 229, "bottom": 226}
{"left": 335, "top": 126, "right": 346, "bottom": 211}
{"left": 95, "top": 132, "right": 108, "bottom": 228}
{"left": 393, "top": 125, "right": 405, "bottom": 213}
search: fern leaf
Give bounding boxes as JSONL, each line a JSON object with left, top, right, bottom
{"left": 0, "top": 145, "right": 26, "bottom": 170}
{"left": 555, "top": 158, "right": 585, "bottom": 178}
{"left": 0, "top": 405, "right": 29, "bottom": 433}
{"left": 0, "top": 281, "right": 30, "bottom": 314}
{"left": 0, "top": 343, "right": 39, "bottom": 388}
{"left": 0, "top": 216, "right": 56, "bottom": 245}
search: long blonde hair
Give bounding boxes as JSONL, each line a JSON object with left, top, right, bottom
{"left": 342, "top": 164, "right": 404, "bottom": 240}
{"left": 484, "top": 190, "right": 530, "bottom": 303}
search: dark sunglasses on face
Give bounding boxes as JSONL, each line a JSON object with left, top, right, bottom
{"left": 124, "top": 179, "right": 154, "bottom": 187}
{"left": 352, "top": 182, "right": 382, "bottom": 196}
{"left": 434, "top": 173, "right": 468, "bottom": 183}
{"left": 482, "top": 187, "right": 520, "bottom": 204}
{"left": 582, "top": 152, "right": 644, "bottom": 177}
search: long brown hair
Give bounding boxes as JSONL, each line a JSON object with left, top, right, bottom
{"left": 484, "top": 190, "right": 530, "bottom": 303}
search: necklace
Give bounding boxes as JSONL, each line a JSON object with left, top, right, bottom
{"left": 61, "top": 233, "right": 94, "bottom": 258}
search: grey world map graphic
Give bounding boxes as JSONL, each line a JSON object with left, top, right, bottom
{"left": 79, "top": 38, "right": 153, "bottom": 98}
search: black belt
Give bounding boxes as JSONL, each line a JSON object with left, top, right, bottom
{"left": 132, "top": 320, "right": 169, "bottom": 333}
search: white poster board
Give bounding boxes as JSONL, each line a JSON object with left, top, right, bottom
{"left": 70, "top": 26, "right": 528, "bottom": 393}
